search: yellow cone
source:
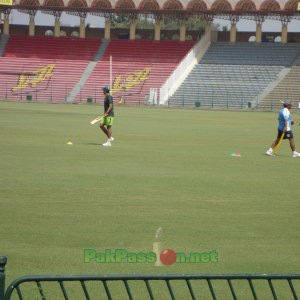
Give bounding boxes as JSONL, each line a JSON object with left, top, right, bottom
{"left": 67, "top": 141, "right": 73, "bottom": 145}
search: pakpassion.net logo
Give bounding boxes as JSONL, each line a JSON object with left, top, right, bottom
{"left": 84, "top": 248, "right": 218, "bottom": 266}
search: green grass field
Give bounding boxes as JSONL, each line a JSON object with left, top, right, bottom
{"left": 1, "top": 101, "right": 300, "bottom": 299}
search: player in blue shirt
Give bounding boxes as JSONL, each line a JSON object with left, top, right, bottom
{"left": 266, "top": 101, "right": 300, "bottom": 157}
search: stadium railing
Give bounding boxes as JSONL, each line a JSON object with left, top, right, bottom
{"left": 1, "top": 256, "right": 300, "bottom": 300}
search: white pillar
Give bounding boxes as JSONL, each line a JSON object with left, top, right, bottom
{"left": 204, "top": 21, "right": 212, "bottom": 41}
{"left": 154, "top": 20, "right": 161, "bottom": 41}
{"left": 230, "top": 22, "right": 237, "bottom": 43}
{"left": 54, "top": 17, "right": 60, "bottom": 37}
{"left": 79, "top": 17, "right": 85, "bottom": 38}
{"left": 179, "top": 19, "right": 186, "bottom": 41}
{"left": 281, "top": 23, "right": 288, "bottom": 43}
{"left": 129, "top": 18, "right": 137, "bottom": 40}
{"left": 29, "top": 15, "right": 35, "bottom": 36}
{"left": 3, "top": 14, "right": 9, "bottom": 35}
{"left": 104, "top": 19, "right": 111, "bottom": 39}
{"left": 205, "top": 22, "right": 212, "bottom": 35}
{"left": 255, "top": 23, "right": 262, "bottom": 43}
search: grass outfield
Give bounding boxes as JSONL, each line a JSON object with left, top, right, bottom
{"left": 0, "top": 102, "right": 300, "bottom": 297}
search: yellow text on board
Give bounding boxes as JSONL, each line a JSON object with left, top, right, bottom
{"left": 0, "top": 0, "right": 13, "bottom": 5}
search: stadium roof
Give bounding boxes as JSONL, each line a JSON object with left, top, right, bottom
{"left": 1, "top": 0, "right": 299, "bottom": 19}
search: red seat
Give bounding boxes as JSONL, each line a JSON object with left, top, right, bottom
{"left": 0, "top": 36, "right": 101, "bottom": 102}
{"left": 75, "top": 40, "right": 196, "bottom": 104}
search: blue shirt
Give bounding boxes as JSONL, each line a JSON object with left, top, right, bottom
{"left": 278, "top": 107, "right": 291, "bottom": 131}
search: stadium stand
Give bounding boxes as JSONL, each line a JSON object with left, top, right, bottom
{"left": 261, "top": 53, "right": 300, "bottom": 110}
{"left": 0, "top": 36, "right": 101, "bottom": 102}
{"left": 3, "top": 36, "right": 100, "bottom": 60}
{"left": 167, "top": 42, "right": 300, "bottom": 109}
{"left": 1, "top": 37, "right": 299, "bottom": 108}
{"left": 200, "top": 42, "right": 300, "bottom": 66}
{"left": 0, "top": 37, "right": 195, "bottom": 104}
{"left": 73, "top": 39, "right": 196, "bottom": 104}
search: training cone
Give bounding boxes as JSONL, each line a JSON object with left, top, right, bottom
{"left": 67, "top": 141, "right": 73, "bottom": 145}
{"left": 230, "top": 153, "right": 241, "bottom": 157}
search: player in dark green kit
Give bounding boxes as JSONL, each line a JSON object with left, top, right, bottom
{"left": 100, "top": 86, "right": 114, "bottom": 147}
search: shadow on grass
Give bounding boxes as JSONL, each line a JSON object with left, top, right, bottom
{"left": 86, "top": 142, "right": 102, "bottom": 146}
